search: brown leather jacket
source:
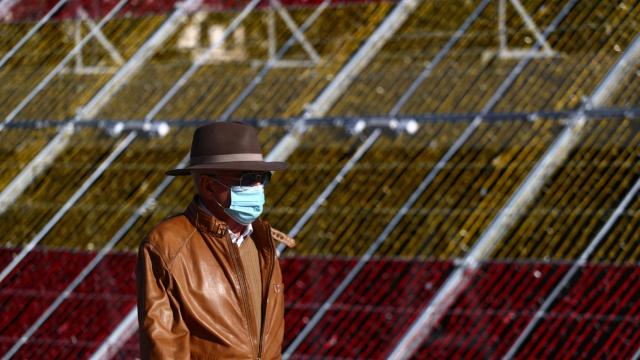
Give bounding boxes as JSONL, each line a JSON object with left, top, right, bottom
{"left": 136, "top": 198, "right": 295, "bottom": 359}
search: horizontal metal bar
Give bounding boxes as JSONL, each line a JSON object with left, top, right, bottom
{"left": 2, "top": 107, "right": 639, "bottom": 131}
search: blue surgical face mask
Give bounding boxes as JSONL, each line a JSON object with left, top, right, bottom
{"left": 211, "top": 177, "right": 265, "bottom": 225}
{"left": 224, "top": 185, "right": 265, "bottom": 225}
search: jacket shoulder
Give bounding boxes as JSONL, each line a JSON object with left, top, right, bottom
{"left": 141, "top": 214, "right": 197, "bottom": 266}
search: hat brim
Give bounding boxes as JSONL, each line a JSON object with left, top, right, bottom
{"left": 166, "top": 161, "right": 288, "bottom": 176}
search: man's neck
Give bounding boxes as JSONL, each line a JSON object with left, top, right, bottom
{"left": 226, "top": 220, "right": 244, "bottom": 235}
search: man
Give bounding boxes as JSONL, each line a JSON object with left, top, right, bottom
{"left": 136, "top": 122, "right": 295, "bottom": 359}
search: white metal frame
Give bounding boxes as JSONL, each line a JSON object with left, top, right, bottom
{"left": 143, "top": 0, "right": 261, "bottom": 121}
{"left": 61, "top": 7, "right": 125, "bottom": 75}
{"left": 0, "top": 124, "right": 74, "bottom": 214}
{"left": 289, "top": 0, "right": 576, "bottom": 354}
{"left": 0, "top": 0, "right": 256, "bottom": 281}
{"left": 276, "top": 0, "right": 491, "bottom": 256}
{"left": 90, "top": 1, "right": 419, "bottom": 355}
{"left": 503, "top": 162, "right": 640, "bottom": 359}
{"left": 1, "top": 156, "right": 188, "bottom": 360}
{"left": 0, "top": 0, "right": 128, "bottom": 214}
{"left": 493, "top": 0, "right": 556, "bottom": 60}
{"left": 89, "top": 308, "right": 139, "bottom": 360}
{"left": 177, "top": 1, "right": 321, "bottom": 68}
{"left": 0, "top": 132, "right": 137, "bottom": 286}
{"left": 0, "top": 0, "right": 128, "bottom": 126}
{"left": 266, "top": 0, "right": 423, "bottom": 163}
{"left": 77, "top": 0, "right": 203, "bottom": 120}
{"left": 280, "top": 0, "right": 494, "bottom": 356}
{"left": 0, "top": 0, "right": 69, "bottom": 70}
{"left": 219, "top": 0, "right": 329, "bottom": 121}
{"left": 276, "top": 128, "right": 382, "bottom": 255}
{"left": 500, "top": 35, "right": 640, "bottom": 360}
{"left": 0, "top": 0, "right": 201, "bottom": 214}
{"left": 89, "top": 306, "right": 138, "bottom": 360}
{"left": 268, "top": 0, "right": 320, "bottom": 66}
{"left": 389, "top": 10, "right": 640, "bottom": 360}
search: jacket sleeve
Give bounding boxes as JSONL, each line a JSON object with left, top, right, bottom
{"left": 136, "top": 241, "right": 190, "bottom": 359}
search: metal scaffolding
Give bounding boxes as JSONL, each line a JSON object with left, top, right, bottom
{"left": 389, "top": 12, "right": 640, "bottom": 360}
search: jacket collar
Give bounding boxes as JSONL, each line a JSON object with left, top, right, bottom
{"left": 185, "top": 196, "right": 275, "bottom": 257}
{"left": 185, "top": 196, "right": 228, "bottom": 237}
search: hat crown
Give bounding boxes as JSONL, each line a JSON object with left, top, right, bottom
{"left": 165, "top": 121, "right": 287, "bottom": 176}
{"left": 191, "top": 122, "right": 262, "bottom": 158}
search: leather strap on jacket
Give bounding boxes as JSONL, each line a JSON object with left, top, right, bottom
{"left": 185, "top": 197, "right": 227, "bottom": 237}
{"left": 270, "top": 228, "right": 295, "bottom": 248}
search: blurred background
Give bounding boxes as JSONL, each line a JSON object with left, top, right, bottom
{"left": 0, "top": 0, "right": 639, "bottom": 358}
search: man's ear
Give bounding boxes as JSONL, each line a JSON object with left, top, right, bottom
{"left": 199, "top": 176, "right": 215, "bottom": 197}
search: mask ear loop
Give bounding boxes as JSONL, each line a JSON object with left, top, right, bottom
{"left": 206, "top": 176, "right": 231, "bottom": 210}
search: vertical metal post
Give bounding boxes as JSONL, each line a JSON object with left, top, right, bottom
{"left": 499, "top": 0, "right": 507, "bottom": 50}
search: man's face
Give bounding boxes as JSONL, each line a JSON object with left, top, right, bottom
{"left": 199, "top": 170, "right": 243, "bottom": 209}
{"left": 198, "top": 170, "right": 269, "bottom": 209}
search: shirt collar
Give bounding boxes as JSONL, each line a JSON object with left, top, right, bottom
{"left": 228, "top": 224, "right": 253, "bottom": 247}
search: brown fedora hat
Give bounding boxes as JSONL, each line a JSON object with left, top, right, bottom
{"left": 166, "top": 122, "right": 287, "bottom": 176}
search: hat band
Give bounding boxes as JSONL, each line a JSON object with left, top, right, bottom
{"left": 190, "top": 153, "right": 264, "bottom": 165}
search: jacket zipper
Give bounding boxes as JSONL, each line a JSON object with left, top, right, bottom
{"left": 258, "top": 222, "right": 276, "bottom": 360}
{"left": 226, "top": 234, "right": 260, "bottom": 358}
